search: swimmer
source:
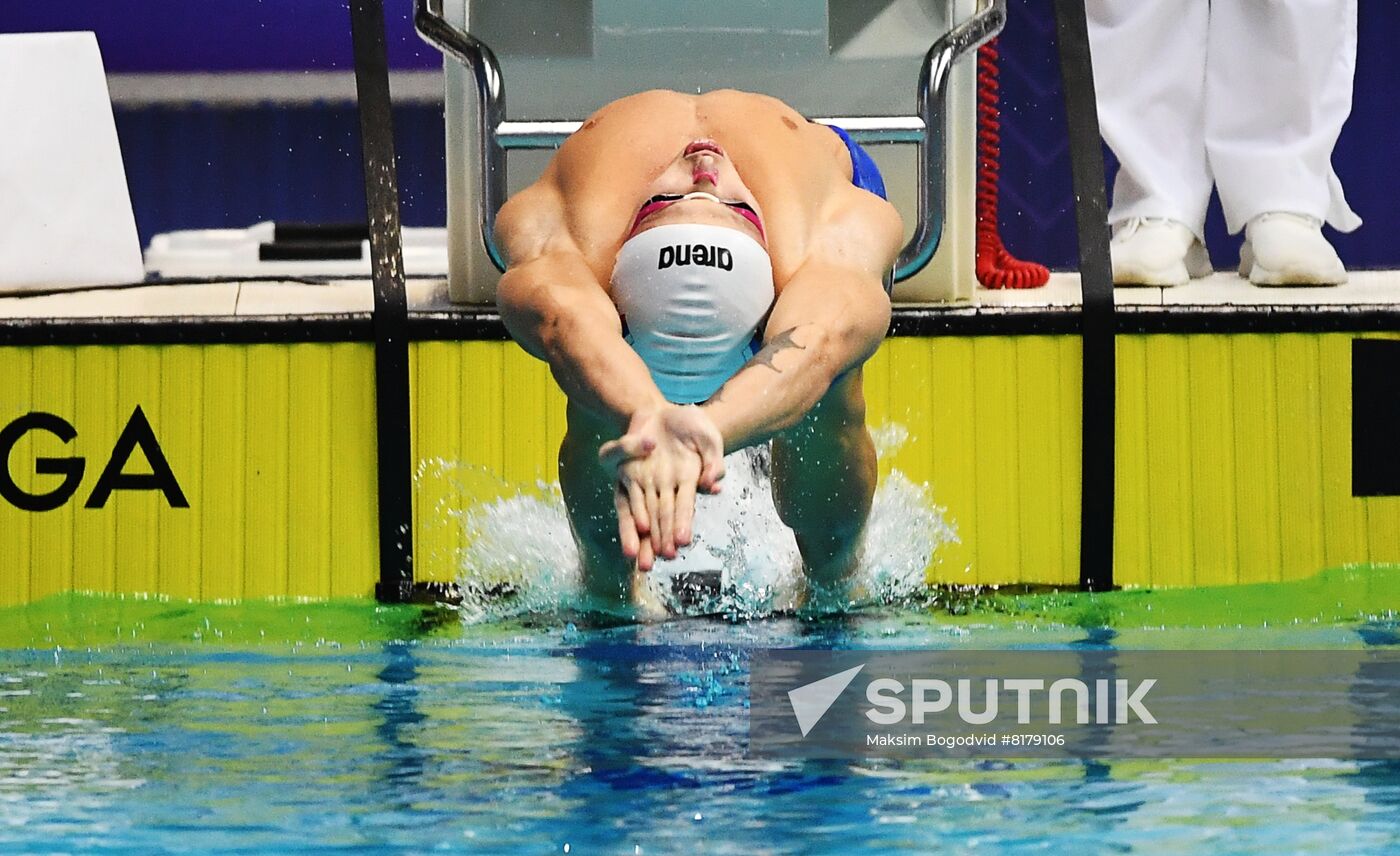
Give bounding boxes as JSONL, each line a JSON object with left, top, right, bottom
{"left": 495, "top": 89, "right": 903, "bottom": 609}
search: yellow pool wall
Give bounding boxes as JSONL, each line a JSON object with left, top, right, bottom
{"left": 2, "top": 331, "right": 1397, "bottom": 605}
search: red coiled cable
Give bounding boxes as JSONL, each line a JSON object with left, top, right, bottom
{"left": 976, "top": 38, "right": 1050, "bottom": 289}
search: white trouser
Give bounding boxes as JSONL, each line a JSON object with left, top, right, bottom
{"left": 1086, "top": 0, "right": 1361, "bottom": 239}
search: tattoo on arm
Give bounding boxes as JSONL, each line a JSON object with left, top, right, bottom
{"left": 705, "top": 325, "right": 811, "bottom": 406}
{"left": 746, "top": 326, "right": 808, "bottom": 374}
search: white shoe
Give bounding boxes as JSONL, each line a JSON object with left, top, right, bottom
{"left": 1109, "top": 218, "right": 1213, "bottom": 287}
{"left": 1239, "top": 212, "right": 1347, "bottom": 286}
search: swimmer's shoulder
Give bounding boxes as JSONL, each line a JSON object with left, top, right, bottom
{"left": 550, "top": 89, "right": 696, "bottom": 173}
{"left": 696, "top": 90, "right": 814, "bottom": 139}
{"left": 577, "top": 89, "right": 698, "bottom": 128}
{"left": 812, "top": 183, "right": 905, "bottom": 273}
{"left": 695, "top": 90, "right": 852, "bottom": 171}
{"left": 583, "top": 88, "right": 813, "bottom": 139}
{"left": 497, "top": 182, "right": 571, "bottom": 267}
{"left": 696, "top": 88, "right": 799, "bottom": 118}
{"left": 588, "top": 87, "right": 790, "bottom": 114}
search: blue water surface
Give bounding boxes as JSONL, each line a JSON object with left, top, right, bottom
{"left": 2, "top": 615, "right": 1398, "bottom": 854}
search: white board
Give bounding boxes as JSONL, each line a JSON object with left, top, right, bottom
{"left": 0, "top": 32, "right": 144, "bottom": 293}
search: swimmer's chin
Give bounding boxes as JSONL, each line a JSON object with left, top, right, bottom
{"left": 629, "top": 199, "right": 766, "bottom": 246}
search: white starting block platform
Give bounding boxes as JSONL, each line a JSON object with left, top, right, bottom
{"left": 2, "top": 271, "right": 1398, "bottom": 321}
{"left": 143, "top": 224, "right": 450, "bottom": 279}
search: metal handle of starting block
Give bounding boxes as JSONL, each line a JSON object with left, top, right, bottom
{"left": 900, "top": 0, "right": 1005, "bottom": 282}
{"left": 413, "top": 0, "right": 508, "bottom": 272}
{"left": 414, "top": 0, "right": 1004, "bottom": 284}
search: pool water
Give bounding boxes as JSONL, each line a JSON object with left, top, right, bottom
{"left": 1, "top": 571, "right": 1398, "bottom": 854}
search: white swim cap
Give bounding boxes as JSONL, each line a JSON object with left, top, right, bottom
{"left": 611, "top": 223, "right": 775, "bottom": 404}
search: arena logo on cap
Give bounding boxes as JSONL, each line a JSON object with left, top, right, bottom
{"left": 657, "top": 244, "right": 734, "bottom": 271}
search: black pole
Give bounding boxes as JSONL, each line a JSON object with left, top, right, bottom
{"left": 349, "top": 0, "right": 415, "bottom": 603}
{"left": 1053, "top": 0, "right": 1116, "bottom": 591}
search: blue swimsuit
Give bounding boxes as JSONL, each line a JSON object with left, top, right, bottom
{"left": 824, "top": 124, "right": 888, "bottom": 200}
{"left": 823, "top": 124, "right": 893, "bottom": 296}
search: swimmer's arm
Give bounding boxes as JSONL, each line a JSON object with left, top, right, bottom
{"left": 498, "top": 255, "right": 667, "bottom": 428}
{"left": 700, "top": 262, "right": 891, "bottom": 453}
{"left": 700, "top": 194, "right": 900, "bottom": 452}
{"left": 496, "top": 193, "right": 666, "bottom": 428}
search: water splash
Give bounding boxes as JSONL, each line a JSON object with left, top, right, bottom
{"left": 438, "top": 423, "right": 957, "bottom": 622}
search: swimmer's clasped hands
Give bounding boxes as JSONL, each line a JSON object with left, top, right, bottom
{"left": 598, "top": 404, "right": 725, "bottom": 571}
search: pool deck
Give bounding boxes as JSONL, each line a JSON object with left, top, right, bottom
{"left": 1, "top": 270, "right": 1398, "bottom": 342}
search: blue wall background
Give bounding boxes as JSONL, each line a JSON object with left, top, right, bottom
{"left": 6, "top": 1, "right": 1398, "bottom": 269}
{"left": 5, "top": 1, "right": 441, "bottom": 72}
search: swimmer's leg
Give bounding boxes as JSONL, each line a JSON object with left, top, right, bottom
{"left": 770, "top": 370, "right": 877, "bottom": 596}
{"left": 558, "top": 405, "right": 633, "bottom": 607}
{"left": 558, "top": 403, "right": 663, "bottom": 615}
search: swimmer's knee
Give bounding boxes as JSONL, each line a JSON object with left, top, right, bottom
{"left": 572, "top": 512, "right": 620, "bottom": 552}
{"left": 819, "top": 368, "right": 868, "bottom": 423}
{"left": 570, "top": 518, "right": 631, "bottom": 600}
{"left": 772, "top": 474, "right": 872, "bottom": 535}
{"left": 775, "top": 374, "right": 868, "bottom": 446}
{"left": 788, "top": 509, "right": 865, "bottom": 546}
